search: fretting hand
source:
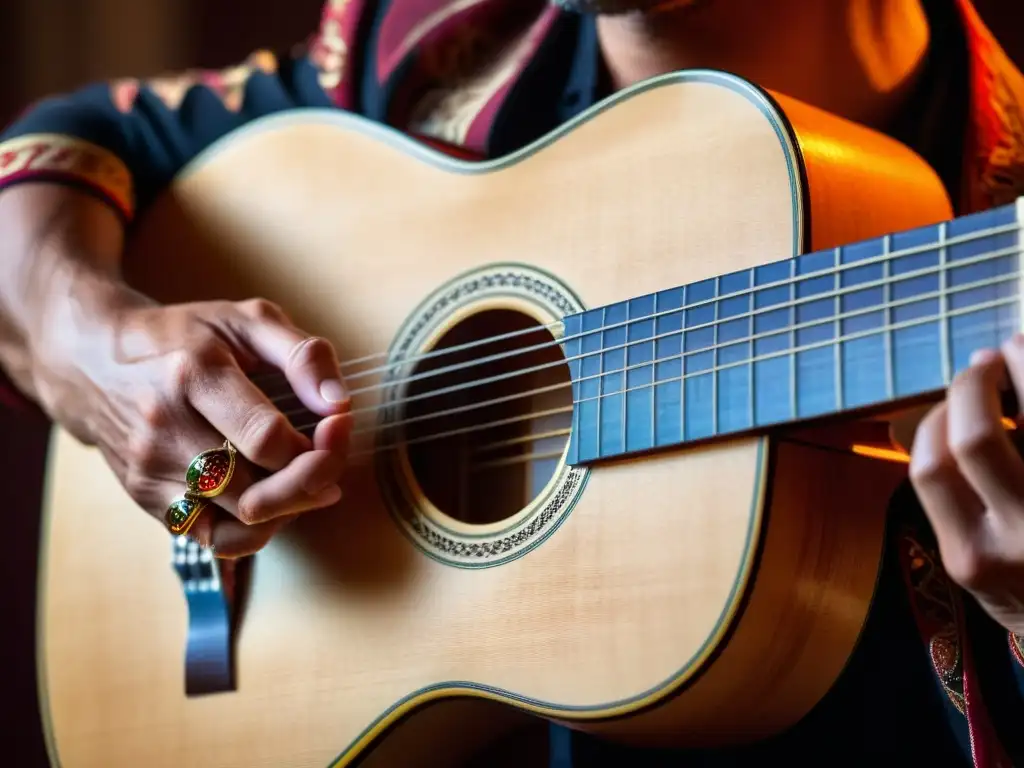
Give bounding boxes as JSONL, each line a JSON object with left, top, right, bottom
{"left": 910, "top": 341, "right": 1024, "bottom": 636}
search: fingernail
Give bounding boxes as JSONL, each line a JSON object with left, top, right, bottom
{"left": 320, "top": 379, "right": 347, "bottom": 404}
{"left": 970, "top": 348, "right": 998, "bottom": 365}
{"left": 313, "top": 485, "right": 342, "bottom": 506}
{"left": 303, "top": 473, "right": 333, "bottom": 495}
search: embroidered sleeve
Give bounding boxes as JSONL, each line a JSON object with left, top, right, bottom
{"left": 0, "top": 48, "right": 339, "bottom": 223}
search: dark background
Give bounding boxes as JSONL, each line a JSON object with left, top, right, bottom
{"left": 0, "top": 1, "right": 1022, "bottom": 765}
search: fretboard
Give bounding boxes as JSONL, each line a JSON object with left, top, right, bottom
{"left": 563, "top": 200, "right": 1022, "bottom": 465}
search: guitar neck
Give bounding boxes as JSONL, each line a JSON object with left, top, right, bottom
{"left": 564, "top": 199, "right": 1023, "bottom": 465}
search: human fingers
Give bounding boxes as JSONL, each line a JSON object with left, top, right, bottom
{"left": 910, "top": 399, "right": 986, "bottom": 547}
{"left": 944, "top": 347, "right": 1024, "bottom": 513}
{"left": 221, "top": 298, "right": 351, "bottom": 417}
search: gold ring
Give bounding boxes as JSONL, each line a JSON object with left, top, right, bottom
{"left": 185, "top": 439, "right": 237, "bottom": 499}
{"left": 166, "top": 496, "right": 209, "bottom": 536}
{"left": 165, "top": 439, "right": 236, "bottom": 536}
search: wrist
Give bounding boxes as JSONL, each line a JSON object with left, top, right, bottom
{"left": 26, "top": 262, "right": 132, "bottom": 343}
{"left": 24, "top": 265, "right": 149, "bottom": 406}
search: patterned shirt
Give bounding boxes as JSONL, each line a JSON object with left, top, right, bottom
{"left": 3, "top": 1, "right": 1024, "bottom": 765}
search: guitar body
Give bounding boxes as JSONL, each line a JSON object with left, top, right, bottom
{"left": 38, "top": 71, "right": 951, "bottom": 767}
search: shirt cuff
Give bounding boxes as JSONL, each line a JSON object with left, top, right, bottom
{"left": 0, "top": 133, "right": 134, "bottom": 221}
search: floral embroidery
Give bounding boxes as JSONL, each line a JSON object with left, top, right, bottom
{"left": 900, "top": 534, "right": 966, "bottom": 714}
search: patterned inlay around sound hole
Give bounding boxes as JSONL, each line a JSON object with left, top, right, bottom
{"left": 376, "top": 265, "right": 589, "bottom": 568}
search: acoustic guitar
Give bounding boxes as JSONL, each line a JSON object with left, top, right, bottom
{"left": 36, "top": 70, "right": 1019, "bottom": 767}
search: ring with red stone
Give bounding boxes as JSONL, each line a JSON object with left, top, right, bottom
{"left": 166, "top": 496, "right": 208, "bottom": 536}
{"left": 185, "top": 439, "right": 237, "bottom": 499}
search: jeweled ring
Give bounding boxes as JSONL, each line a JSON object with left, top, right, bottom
{"left": 165, "top": 439, "right": 236, "bottom": 536}
{"left": 185, "top": 439, "right": 237, "bottom": 499}
{"left": 166, "top": 496, "right": 209, "bottom": 536}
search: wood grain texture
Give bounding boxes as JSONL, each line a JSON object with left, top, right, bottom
{"left": 37, "top": 72, "right": 951, "bottom": 767}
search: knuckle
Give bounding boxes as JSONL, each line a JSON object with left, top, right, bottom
{"left": 238, "top": 406, "right": 292, "bottom": 463}
{"left": 289, "top": 335, "right": 333, "bottom": 368}
{"left": 243, "top": 298, "right": 288, "bottom": 324}
{"left": 1002, "top": 333, "right": 1024, "bottom": 355}
{"left": 948, "top": 363, "right": 981, "bottom": 394}
{"left": 190, "top": 333, "right": 232, "bottom": 369}
{"left": 167, "top": 349, "right": 196, "bottom": 393}
{"left": 943, "top": 542, "right": 998, "bottom": 592}
{"left": 127, "top": 426, "right": 163, "bottom": 474}
{"left": 907, "top": 408, "right": 951, "bottom": 487}
{"left": 122, "top": 466, "right": 149, "bottom": 501}
{"left": 950, "top": 424, "right": 1001, "bottom": 463}
{"left": 167, "top": 336, "right": 231, "bottom": 393}
{"left": 908, "top": 450, "right": 954, "bottom": 488}
{"left": 124, "top": 440, "right": 162, "bottom": 500}
{"left": 136, "top": 393, "right": 170, "bottom": 430}
{"left": 235, "top": 496, "right": 265, "bottom": 526}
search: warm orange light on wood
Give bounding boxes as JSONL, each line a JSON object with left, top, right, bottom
{"left": 851, "top": 445, "right": 910, "bottom": 464}
{"left": 854, "top": 419, "right": 1017, "bottom": 464}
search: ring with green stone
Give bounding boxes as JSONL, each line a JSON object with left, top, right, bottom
{"left": 166, "top": 496, "right": 209, "bottom": 536}
{"left": 185, "top": 439, "right": 237, "bottom": 499}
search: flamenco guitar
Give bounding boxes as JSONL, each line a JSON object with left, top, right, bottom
{"left": 37, "top": 70, "right": 1020, "bottom": 767}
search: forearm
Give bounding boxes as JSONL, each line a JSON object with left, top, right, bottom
{"left": 0, "top": 44, "right": 353, "bottom": 409}
{"left": 0, "top": 183, "right": 130, "bottom": 403}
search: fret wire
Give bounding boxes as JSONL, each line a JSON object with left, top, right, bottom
{"left": 575, "top": 293, "right": 1019, "bottom": 411}
{"left": 748, "top": 290, "right": 756, "bottom": 428}
{"left": 597, "top": 306, "right": 606, "bottom": 458}
{"left": 650, "top": 291, "right": 658, "bottom": 447}
{"left": 788, "top": 256, "right": 797, "bottom": 423}
{"left": 620, "top": 302, "right": 627, "bottom": 453}
{"left": 883, "top": 234, "right": 895, "bottom": 400}
{"left": 712, "top": 276, "right": 720, "bottom": 437}
{"left": 567, "top": 315, "right": 581, "bottom": 465}
{"left": 833, "top": 246, "right": 844, "bottom": 412}
{"left": 680, "top": 282, "right": 687, "bottom": 442}
{"left": 938, "top": 221, "right": 952, "bottom": 385}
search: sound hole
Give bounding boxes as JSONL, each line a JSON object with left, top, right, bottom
{"left": 404, "top": 309, "right": 573, "bottom": 526}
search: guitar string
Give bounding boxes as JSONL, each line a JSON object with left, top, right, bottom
{"left": 250, "top": 220, "right": 1019, "bottom": 386}
{"left": 343, "top": 405, "right": 574, "bottom": 459}
{"left": 290, "top": 293, "right": 1018, "bottom": 459}
{"left": 262, "top": 233, "right": 1019, "bottom": 410}
{"left": 272, "top": 258, "right": 1019, "bottom": 426}
{"left": 289, "top": 221, "right": 1021, "bottom": 379}
{"left": 277, "top": 243, "right": 1018, "bottom": 417}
